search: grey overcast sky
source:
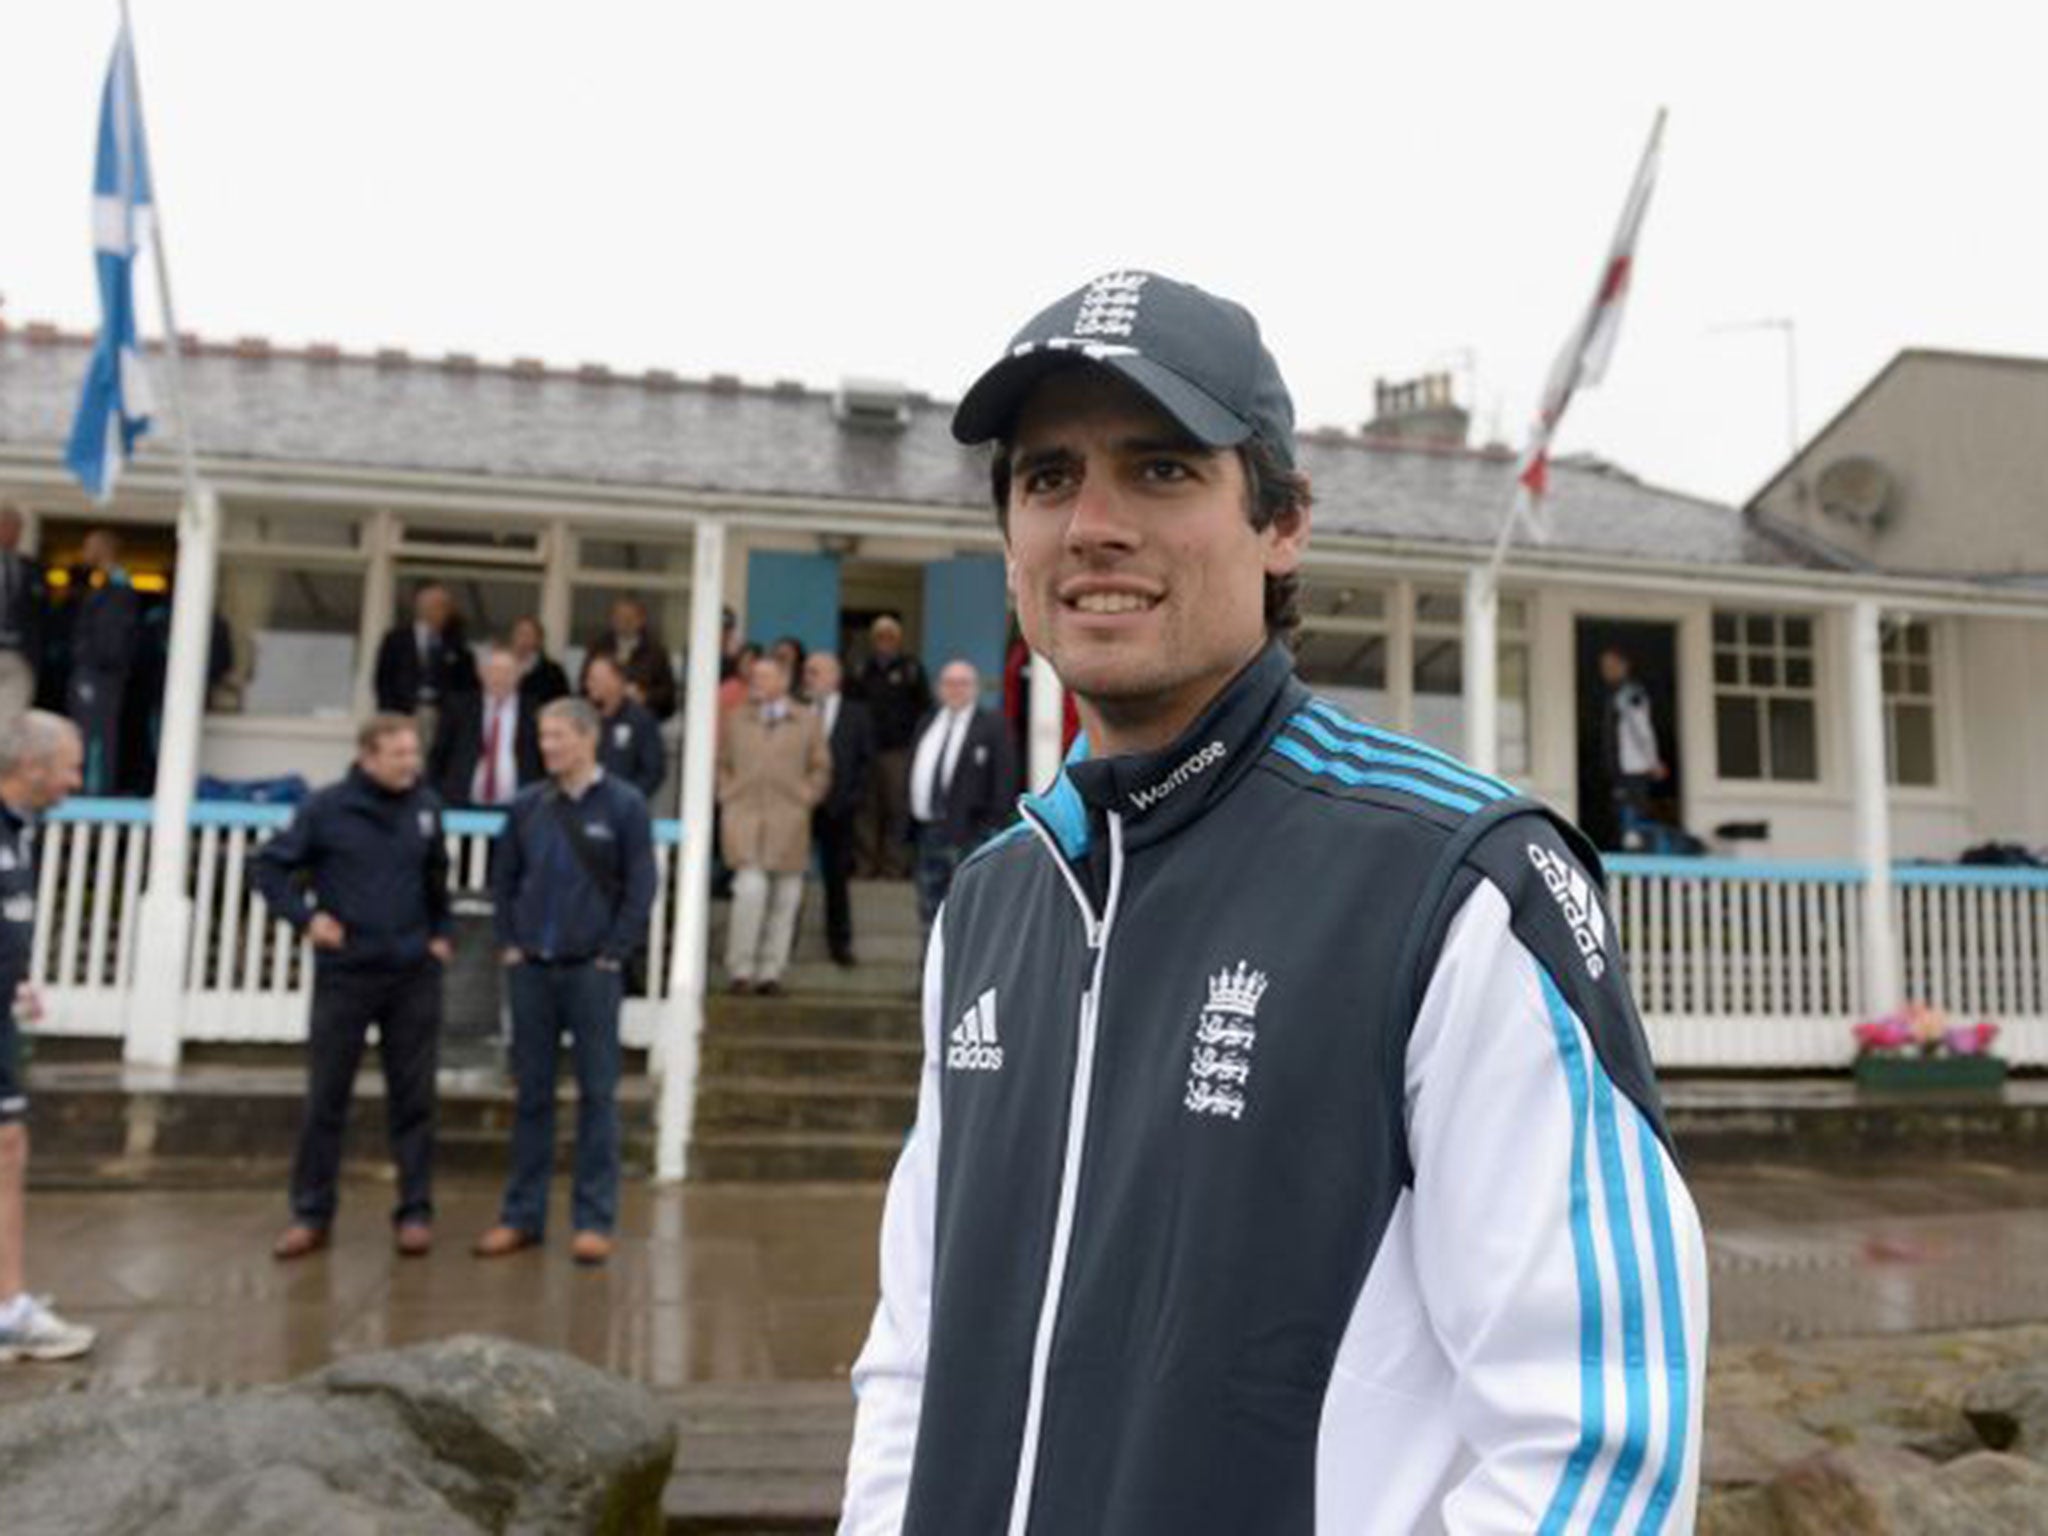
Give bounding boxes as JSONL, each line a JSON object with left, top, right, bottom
{"left": 5, "top": 1, "right": 2047, "bottom": 508}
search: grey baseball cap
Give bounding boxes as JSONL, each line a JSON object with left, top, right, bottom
{"left": 951, "top": 270, "right": 1297, "bottom": 470}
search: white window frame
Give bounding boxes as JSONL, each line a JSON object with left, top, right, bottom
{"left": 1881, "top": 616, "right": 1940, "bottom": 789}
{"left": 1411, "top": 586, "right": 1532, "bottom": 776}
{"left": 1712, "top": 608, "right": 1822, "bottom": 784}
{"left": 216, "top": 500, "right": 374, "bottom": 722}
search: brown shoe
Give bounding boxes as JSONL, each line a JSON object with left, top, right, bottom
{"left": 272, "top": 1224, "right": 329, "bottom": 1262}
{"left": 729, "top": 978, "right": 756, "bottom": 996}
{"left": 394, "top": 1222, "right": 433, "bottom": 1258}
{"left": 570, "top": 1231, "right": 614, "bottom": 1267}
{"left": 472, "top": 1225, "right": 540, "bottom": 1259}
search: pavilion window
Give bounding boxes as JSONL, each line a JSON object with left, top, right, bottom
{"left": 1294, "top": 582, "right": 1391, "bottom": 724}
{"left": 1713, "top": 610, "right": 1819, "bottom": 782}
{"left": 1881, "top": 618, "right": 1939, "bottom": 788}
{"left": 1409, "top": 588, "right": 1530, "bottom": 776}
{"left": 217, "top": 506, "right": 369, "bottom": 718}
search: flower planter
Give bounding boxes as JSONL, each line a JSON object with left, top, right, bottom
{"left": 1853, "top": 1054, "right": 2008, "bottom": 1093}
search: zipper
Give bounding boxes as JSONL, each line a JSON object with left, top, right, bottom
{"left": 1004, "top": 808, "right": 1125, "bottom": 1536}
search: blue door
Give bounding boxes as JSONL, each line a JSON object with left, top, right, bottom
{"left": 922, "top": 555, "right": 1008, "bottom": 704}
{"left": 745, "top": 551, "right": 841, "bottom": 657}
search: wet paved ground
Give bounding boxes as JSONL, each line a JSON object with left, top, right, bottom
{"left": 3, "top": 1158, "right": 2047, "bottom": 1407}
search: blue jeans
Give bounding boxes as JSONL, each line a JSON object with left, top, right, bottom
{"left": 499, "top": 961, "right": 623, "bottom": 1237}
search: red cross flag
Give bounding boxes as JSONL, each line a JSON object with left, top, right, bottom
{"left": 1515, "top": 108, "right": 1667, "bottom": 510}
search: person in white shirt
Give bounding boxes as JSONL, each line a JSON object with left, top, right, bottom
{"left": 1599, "top": 647, "right": 1668, "bottom": 852}
{"left": 906, "top": 660, "right": 1016, "bottom": 941}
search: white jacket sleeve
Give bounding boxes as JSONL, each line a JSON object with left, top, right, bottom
{"left": 1405, "top": 879, "right": 1709, "bottom": 1535}
{"left": 838, "top": 917, "right": 945, "bottom": 1535}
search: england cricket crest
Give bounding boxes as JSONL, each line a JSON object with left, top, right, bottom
{"left": 1184, "top": 960, "right": 1268, "bottom": 1122}
{"left": 1071, "top": 271, "right": 1148, "bottom": 338}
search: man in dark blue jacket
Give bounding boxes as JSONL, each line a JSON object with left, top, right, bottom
{"left": 253, "top": 715, "right": 452, "bottom": 1261}
{"left": 474, "top": 698, "right": 656, "bottom": 1267}
{"left": 584, "top": 652, "right": 665, "bottom": 805}
{"left": 64, "top": 529, "right": 138, "bottom": 796}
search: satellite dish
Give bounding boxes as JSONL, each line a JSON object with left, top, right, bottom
{"left": 1815, "top": 456, "right": 1894, "bottom": 529}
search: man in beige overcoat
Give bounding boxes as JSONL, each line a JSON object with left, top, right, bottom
{"left": 717, "top": 653, "right": 831, "bottom": 994}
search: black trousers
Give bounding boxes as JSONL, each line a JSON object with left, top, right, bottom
{"left": 815, "top": 806, "right": 858, "bottom": 959}
{"left": 289, "top": 958, "right": 441, "bottom": 1228}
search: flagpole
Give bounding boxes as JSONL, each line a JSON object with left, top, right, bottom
{"left": 116, "top": 0, "right": 202, "bottom": 522}
{"left": 1463, "top": 107, "right": 1666, "bottom": 775}
{"left": 117, "top": 0, "right": 218, "bottom": 1071}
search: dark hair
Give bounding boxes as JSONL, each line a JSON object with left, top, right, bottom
{"left": 988, "top": 435, "right": 1309, "bottom": 647}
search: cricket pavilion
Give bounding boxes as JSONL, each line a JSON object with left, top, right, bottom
{"left": 1, "top": 321, "right": 2045, "bottom": 1174}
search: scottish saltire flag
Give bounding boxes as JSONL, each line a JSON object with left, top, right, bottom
{"left": 1514, "top": 108, "right": 1666, "bottom": 517}
{"left": 64, "top": 22, "right": 157, "bottom": 502}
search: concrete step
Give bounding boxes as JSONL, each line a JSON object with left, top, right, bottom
{"left": 1664, "top": 1074, "right": 2048, "bottom": 1163}
{"left": 695, "top": 1076, "right": 918, "bottom": 1135}
{"left": 702, "top": 996, "right": 920, "bottom": 1045}
{"left": 688, "top": 1129, "right": 905, "bottom": 1182}
{"left": 23, "top": 1061, "right": 656, "bottom": 1186}
{"left": 663, "top": 1383, "right": 849, "bottom": 1535}
{"left": 698, "top": 1036, "right": 921, "bottom": 1087}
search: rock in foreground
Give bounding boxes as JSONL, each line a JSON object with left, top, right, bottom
{"left": 0, "top": 1334, "right": 676, "bottom": 1535}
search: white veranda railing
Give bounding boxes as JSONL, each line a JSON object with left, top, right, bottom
{"left": 25, "top": 805, "right": 2048, "bottom": 1070}
{"left": 27, "top": 798, "right": 684, "bottom": 1049}
{"left": 1607, "top": 855, "right": 2048, "bottom": 1068}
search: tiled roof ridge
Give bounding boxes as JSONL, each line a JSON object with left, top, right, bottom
{"left": 0, "top": 315, "right": 934, "bottom": 406}
{"left": 0, "top": 315, "right": 1725, "bottom": 511}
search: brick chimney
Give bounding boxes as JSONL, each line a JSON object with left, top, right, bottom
{"left": 1364, "top": 371, "right": 1470, "bottom": 448}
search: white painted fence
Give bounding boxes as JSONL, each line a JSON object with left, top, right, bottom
{"left": 27, "top": 806, "right": 2048, "bottom": 1071}
{"left": 1608, "top": 856, "right": 2048, "bottom": 1068}
{"left": 28, "top": 799, "right": 684, "bottom": 1050}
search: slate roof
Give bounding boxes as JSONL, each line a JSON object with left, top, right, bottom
{"left": 0, "top": 325, "right": 1818, "bottom": 571}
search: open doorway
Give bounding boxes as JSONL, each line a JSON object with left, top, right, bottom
{"left": 1575, "top": 617, "right": 1683, "bottom": 853}
{"left": 837, "top": 559, "right": 921, "bottom": 672}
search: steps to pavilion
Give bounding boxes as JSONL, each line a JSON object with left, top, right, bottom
{"left": 689, "top": 996, "right": 919, "bottom": 1181}
{"left": 661, "top": 1383, "right": 850, "bottom": 1534}
{"left": 690, "top": 878, "right": 924, "bottom": 1183}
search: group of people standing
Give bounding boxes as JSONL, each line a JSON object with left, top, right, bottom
{"left": 255, "top": 703, "right": 654, "bottom": 1268}
{"left": 254, "top": 581, "right": 684, "bottom": 1268}
{"left": 375, "top": 582, "right": 674, "bottom": 811}
{"left": 0, "top": 506, "right": 178, "bottom": 800}
{"left": 714, "top": 615, "right": 1016, "bottom": 993}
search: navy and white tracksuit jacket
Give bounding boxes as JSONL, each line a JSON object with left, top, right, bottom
{"left": 841, "top": 644, "right": 1708, "bottom": 1535}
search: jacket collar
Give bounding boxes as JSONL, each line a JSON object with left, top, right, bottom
{"left": 344, "top": 764, "right": 413, "bottom": 807}
{"left": 1023, "top": 643, "right": 1304, "bottom": 858}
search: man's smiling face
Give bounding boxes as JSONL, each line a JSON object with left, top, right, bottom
{"left": 1004, "top": 367, "right": 1304, "bottom": 747}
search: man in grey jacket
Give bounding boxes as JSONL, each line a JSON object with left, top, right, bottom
{"left": 840, "top": 273, "right": 1707, "bottom": 1535}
